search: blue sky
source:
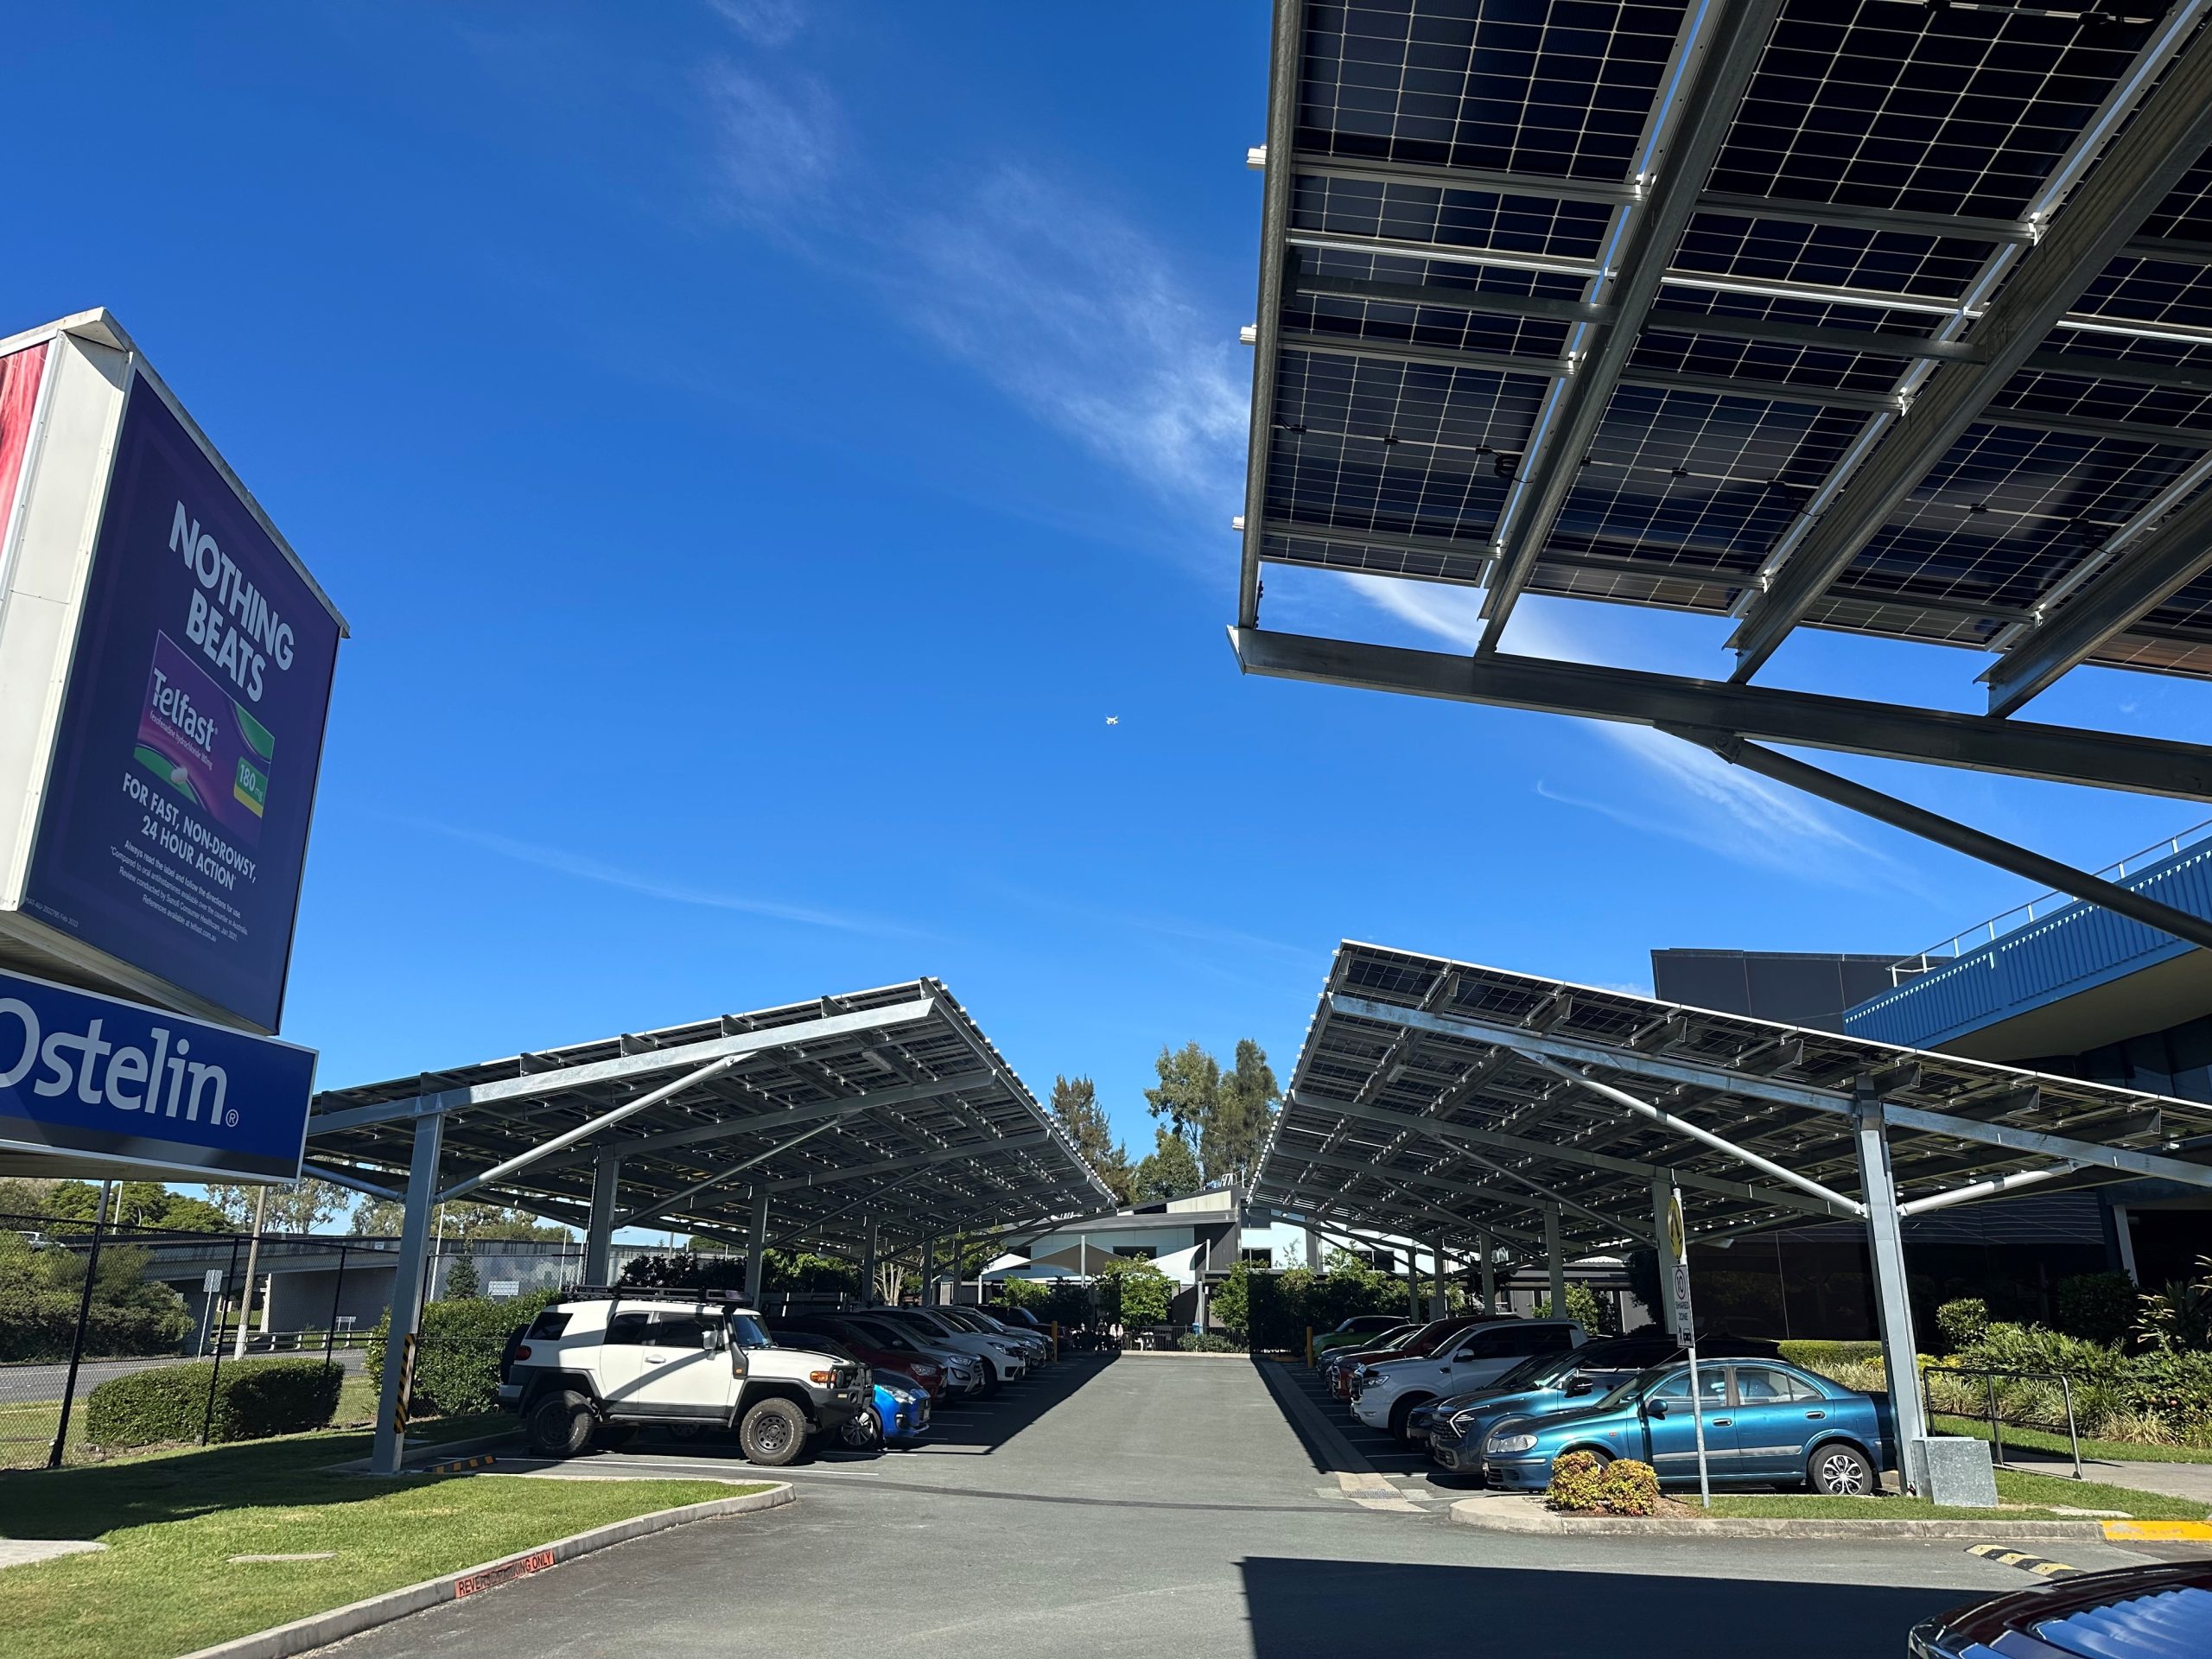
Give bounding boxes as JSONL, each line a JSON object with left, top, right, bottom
{"left": 11, "top": 3, "right": 2212, "bottom": 1179}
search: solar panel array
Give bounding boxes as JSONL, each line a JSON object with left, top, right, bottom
{"left": 1244, "top": 1, "right": 2212, "bottom": 699}
{"left": 306, "top": 979, "right": 1112, "bottom": 1251}
{"left": 1256, "top": 941, "right": 2211, "bottom": 1258}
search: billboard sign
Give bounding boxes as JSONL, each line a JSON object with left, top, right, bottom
{"left": 19, "top": 372, "right": 341, "bottom": 1032}
{"left": 0, "top": 964, "right": 315, "bottom": 1180}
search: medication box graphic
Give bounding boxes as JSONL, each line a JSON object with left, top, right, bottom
{"left": 137, "top": 631, "right": 272, "bottom": 844}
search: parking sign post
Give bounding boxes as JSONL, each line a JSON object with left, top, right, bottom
{"left": 1665, "top": 1187, "right": 1712, "bottom": 1509}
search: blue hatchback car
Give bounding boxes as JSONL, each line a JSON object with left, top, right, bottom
{"left": 1480, "top": 1357, "right": 1894, "bottom": 1496}
{"left": 841, "top": 1368, "right": 931, "bottom": 1449}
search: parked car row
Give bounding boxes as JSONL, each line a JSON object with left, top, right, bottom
{"left": 499, "top": 1287, "right": 1058, "bottom": 1466}
{"left": 1308, "top": 1315, "right": 1899, "bottom": 1497}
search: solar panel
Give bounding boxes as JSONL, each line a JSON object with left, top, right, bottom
{"left": 1240, "top": 0, "right": 2212, "bottom": 708}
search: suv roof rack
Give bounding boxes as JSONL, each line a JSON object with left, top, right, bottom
{"left": 566, "top": 1285, "right": 760, "bottom": 1306}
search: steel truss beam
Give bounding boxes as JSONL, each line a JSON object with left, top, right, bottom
{"left": 307, "top": 996, "right": 938, "bottom": 1135}
{"left": 1726, "top": 21, "right": 2212, "bottom": 678}
{"left": 1479, "top": 0, "right": 1784, "bottom": 648}
{"left": 1228, "top": 626, "right": 2212, "bottom": 798}
{"left": 1282, "top": 1141, "right": 1627, "bottom": 1242}
{"left": 1669, "top": 728, "right": 2212, "bottom": 954}
{"left": 1982, "top": 482, "right": 2212, "bottom": 715}
{"left": 1237, "top": 0, "right": 1305, "bottom": 629}
{"left": 1329, "top": 993, "right": 2212, "bottom": 1192}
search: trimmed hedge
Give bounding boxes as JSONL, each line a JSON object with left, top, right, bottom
{"left": 1598, "top": 1459, "right": 1662, "bottom": 1516}
{"left": 1777, "top": 1339, "right": 1882, "bottom": 1372}
{"left": 367, "top": 1289, "right": 561, "bottom": 1417}
{"left": 85, "top": 1358, "right": 341, "bottom": 1449}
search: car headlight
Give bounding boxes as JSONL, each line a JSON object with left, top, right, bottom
{"left": 1449, "top": 1411, "right": 1477, "bottom": 1433}
{"left": 1487, "top": 1432, "right": 1537, "bottom": 1455}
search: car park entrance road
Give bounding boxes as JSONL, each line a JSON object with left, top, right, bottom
{"left": 337, "top": 1354, "right": 2178, "bottom": 1659}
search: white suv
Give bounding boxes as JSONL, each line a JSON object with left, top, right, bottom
{"left": 876, "top": 1307, "right": 1028, "bottom": 1389}
{"left": 1351, "top": 1319, "right": 1585, "bottom": 1440}
{"left": 499, "top": 1290, "right": 867, "bottom": 1466}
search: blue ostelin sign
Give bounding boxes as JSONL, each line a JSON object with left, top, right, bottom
{"left": 22, "top": 373, "right": 342, "bottom": 1033}
{"left": 0, "top": 966, "right": 315, "bottom": 1180}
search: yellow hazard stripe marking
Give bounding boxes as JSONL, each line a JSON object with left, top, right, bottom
{"left": 1967, "top": 1544, "right": 2077, "bottom": 1578}
{"left": 2101, "top": 1520, "right": 2212, "bottom": 1542}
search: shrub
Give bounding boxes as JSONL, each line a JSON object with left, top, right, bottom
{"left": 443, "top": 1252, "right": 481, "bottom": 1300}
{"left": 85, "top": 1358, "right": 340, "bottom": 1449}
{"left": 1545, "top": 1449, "right": 1607, "bottom": 1513}
{"left": 0, "top": 1234, "right": 190, "bottom": 1362}
{"left": 2136, "top": 1260, "right": 2212, "bottom": 1354}
{"left": 2114, "top": 1348, "right": 2212, "bottom": 1423}
{"left": 1597, "top": 1459, "right": 1662, "bottom": 1516}
{"left": 1936, "top": 1299, "right": 1989, "bottom": 1352}
{"left": 1176, "top": 1332, "right": 1242, "bottom": 1352}
{"left": 2052, "top": 1275, "right": 2134, "bottom": 1347}
{"left": 367, "top": 1288, "right": 560, "bottom": 1417}
{"left": 1778, "top": 1339, "right": 1882, "bottom": 1377}
{"left": 1953, "top": 1322, "right": 2125, "bottom": 1383}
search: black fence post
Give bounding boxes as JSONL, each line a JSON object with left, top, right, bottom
{"left": 323, "top": 1244, "right": 346, "bottom": 1375}
{"left": 202, "top": 1234, "right": 243, "bottom": 1446}
{"left": 46, "top": 1215, "right": 108, "bottom": 1469}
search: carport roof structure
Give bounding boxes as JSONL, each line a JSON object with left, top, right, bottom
{"left": 1256, "top": 941, "right": 2212, "bottom": 1267}
{"left": 1232, "top": 1, "right": 2212, "bottom": 952}
{"left": 307, "top": 979, "right": 1112, "bottom": 1255}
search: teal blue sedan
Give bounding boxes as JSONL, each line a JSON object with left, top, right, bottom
{"left": 1478, "top": 1357, "right": 1896, "bottom": 1497}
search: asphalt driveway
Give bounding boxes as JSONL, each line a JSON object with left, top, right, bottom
{"left": 337, "top": 1354, "right": 2168, "bottom": 1659}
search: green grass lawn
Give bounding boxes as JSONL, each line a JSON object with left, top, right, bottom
{"left": 1700, "top": 1467, "right": 2209, "bottom": 1523}
{"left": 1932, "top": 1413, "right": 2212, "bottom": 1467}
{"left": 0, "top": 1427, "right": 752, "bottom": 1659}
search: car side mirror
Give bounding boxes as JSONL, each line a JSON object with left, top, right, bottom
{"left": 1566, "top": 1377, "right": 1593, "bottom": 1396}
{"left": 1646, "top": 1397, "right": 1668, "bottom": 1418}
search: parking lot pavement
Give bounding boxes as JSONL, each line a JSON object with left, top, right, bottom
{"left": 345, "top": 1356, "right": 2177, "bottom": 1659}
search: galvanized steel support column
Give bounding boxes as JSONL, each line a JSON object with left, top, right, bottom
{"left": 744, "top": 1188, "right": 769, "bottom": 1305}
{"left": 372, "top": 1113, "right": 446, "bottom": 1478}
{"left": 1431, "top": 1232, "right": 1448, "bottom": 1319}
{"left": 919, "top": 1233, "right": 935, "bottom": 1306}
{"left": 1651, "top": 1173, "right": 1678, "bottom": 1337}
{"left": 1406, "top": 1253, "right": 1420, "bottom": 1320}
{"left": 1853, "top": 1093, "right": 1930, "bottom": 1494}
{"left": 1544, "top": 1205, "right": 1566, "bottom": 1316}
{"left": 1478, "top": 1230, "right": 1496, "bottom": 1313}
{"left": 2114, "top": 1206, "right": 2140, "bottom": 1284}
{"left": 861, "top": 1217, "right": 879, "bottom": 1307}
{"left": 584, "top": 1146, "right": 621, "bottom": 1284}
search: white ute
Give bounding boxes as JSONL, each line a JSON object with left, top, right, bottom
{"left": 1351, "top": 1319, "right": 1586, "bottom": 1440}
{"left": 499, "top": 1288, "right": 868, "bottom": 1467}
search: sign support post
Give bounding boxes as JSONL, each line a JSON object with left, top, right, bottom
{"left": 1664, "top": 1185, "right": 1713, "bottom": 1509}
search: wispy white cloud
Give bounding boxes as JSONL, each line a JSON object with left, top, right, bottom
{"left": 700, "top": 65, "right": 842, "bottom": 221}
{"left": 1339, "top": 574, "right": 1922, "bottom": 887}
{"left": 899, "top": 168, "right": 1248, "bottom": 505}
{"left": 706, "top": 0, "right": 809, "bottom": 48}
{"left": 408, "top": 818, "right": 913, "bottom": 935}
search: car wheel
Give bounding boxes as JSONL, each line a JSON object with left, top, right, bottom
{"left": 739, "top": 1397, "right": 810, "bottom": 1467}
{"left": 1808, "top": 1443, "right": 1875, "bottom": 1497}
{"left": 1388, "top": 1397, "right": 1433, "bottom": 1442}
{"left": 524, "top": 1389, "right": 595, "bottom": 1459}
{"left": 838, "top": 1410, "right": 882, "bottom": 1452}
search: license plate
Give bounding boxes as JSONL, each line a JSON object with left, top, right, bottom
{"left": 1408, "top": 1427, "right": 1427, "bottom": 1443}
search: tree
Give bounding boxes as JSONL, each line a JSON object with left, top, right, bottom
{"left": 6, "top": 1179, "right": 228, "bottom": 1233}
{"left": 1048, "top": 1075, "right": 1133, "bottom": 1205}
{"left": 202, "top": 1179, "right": 346, "bottom": 1234}
{"left": 1142, "top": 1039, "right": 1280, "bottom": 1188}
{"left": 1131, "top": 1126, "right": 1202, "bottom": 1203}
{"left": 1208, "top": 1039, "right": 1279, "bottom": 1190}
{"left": 444, "top": 1250, "right": 482, "bottom": 1300}
{"left": 349, "top": 1199, "right": 571, "bottom": 1243}
{"left": 1094, "top": 1256, "right": 1172, "bottom": 1329}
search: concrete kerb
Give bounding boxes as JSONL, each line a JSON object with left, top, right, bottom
{"left": 1450, "top": 1493, "right": 2109, "bottom": 1542}
{"left": 175, "top": 1482, "right": 795, "bottom": 1659}
{"left": 322, "top": 1425, "right": 520, "bottom": 1475}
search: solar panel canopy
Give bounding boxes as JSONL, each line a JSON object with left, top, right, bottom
{"left": 306, "top": 979, "right": 1112, "bottom": 1251}
{"left": 1242, "top": 0, "right": 2212, "bottom": 707}
{"left": 1259, "top": 942, "right": 2212, "bottom": 1257}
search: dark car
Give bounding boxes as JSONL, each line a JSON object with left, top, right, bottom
{"left": 767, "top": 1314, "right": 950, "bottom": 1401}
{"left": 1909, "top": 1560, "right": 2212, "bottom": 1658}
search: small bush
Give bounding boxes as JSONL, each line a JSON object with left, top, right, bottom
{"left": 1936, "top": 1299, "right": 1989, "bottom": 1352}
{"left": 1778, "top": 1340, "right": 1883, "bottom": 1376}
{"left": 2052, "top": 1275, "right": 2134, "bottom": 1347}
{"left": 85, "top": 1358, "right": 340, "bottom": 1449}
{"left": 367, "top": 1288, "right": 560, "bottom": 1417}
{"left": 1545, "top": 1450, "right": 1608, "bottom": 1513}
{"left": 1176, "top": 1332, "right": 1243, "bottom": 1352}
{"left": 1597, "top": 1459, "right": 1661, "bottom": 1516}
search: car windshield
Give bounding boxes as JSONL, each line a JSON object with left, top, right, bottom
{"left": 1497, "top": 1348, "right": 1586, "bottom": 1390}
{"left": 847, "top": 1320, "right": 919, "bottom": 1351}
{"left": 728, "top": 1313, "right": 775, "bottom": 1350}
{"left": 1595, "top": 1366, "right": 1673, "bottom": 1411}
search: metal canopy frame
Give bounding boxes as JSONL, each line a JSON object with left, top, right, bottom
{"left": 307, "top": 980, "right": 1111, "bottom": 1474}
{"left": 1235, "top": 0, "right": 2212, "bottom": 963}
{"left": 1255, "top": 942, "right": 2212, "bottom": 1490}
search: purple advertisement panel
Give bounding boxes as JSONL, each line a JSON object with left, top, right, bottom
{"left": 22, "top": 375, "right": 341, "bottom": 1032}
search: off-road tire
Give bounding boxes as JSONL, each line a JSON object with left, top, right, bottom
{"left": 1807, "top": 1442, "right": 1875, "bottom": 1497}
{"left": 524, "top": 1389, "right": 595, "bottom": 1459}
{"left": 739, "top": 1397, "right": 810, "bottom": 1467}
